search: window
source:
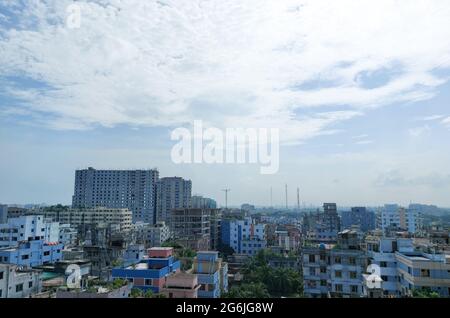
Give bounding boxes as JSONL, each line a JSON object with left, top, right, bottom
{"left": 43, "top": 251, "right": 50, "bottom": 256}
{"left": 380, "top": 262, "right": 387, "bottom": 268}
{"left": 16, "top": 284, "right": 24, "bottom": 292}
{"left": 421, "top": 269, "right": 430, "bottom": 277}
{"left": 381, "top": 275, "right": 388, "bottom": 281}
{"left": 145, "top": 279, "right": 152, "bottom": 286}
{"left": 29, "top": 281, "right": 33, "bottom": 288}
{"left": 335, "top": 271, "right": 342, "bottom": 278}
{"left": 320, "top": 280, "right": 327, "bottom": 286}
{"left": 21, "top": 255, "right": 29, "bottom": 260}
{"left": 320, "top": 267, "right": 327, "bottom": 274}
{"left": 334, "top": 257, "right": 341, "bottom": 264}
{"left": 348, "top": 257, "right": 356, "bottom": 265}
{"left": 335, "top": 284, "right": 343, "bottom": 292}
{"left": 0, "top": 272, "right": 3, "bottom": 280}
{"left": 349, "top": 271, "right": 357, "bottom": 279}
{"left": 309, "top": 255, "right": 315, "bottom": 263}
{"left": 351, "top": 285, "right": 358, "bottom": 293}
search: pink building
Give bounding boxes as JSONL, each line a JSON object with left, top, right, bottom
{"left": 161, "top": 272, "right": 200, "bottom": 298}
{"left": 148, "top": 247, "right": 173, "bottom": 258}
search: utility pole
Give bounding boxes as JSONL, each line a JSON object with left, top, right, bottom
{"left": 222, "top": 189, "right": 231, "bottom": 209}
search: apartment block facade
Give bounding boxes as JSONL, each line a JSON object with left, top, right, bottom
{"left": 221, "top": 217, "right": 267, "bottom": 256}
{"left": 72, "top": 168, "right": 159, "bottom": 224}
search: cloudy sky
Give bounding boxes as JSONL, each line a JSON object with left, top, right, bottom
{"left": 1, "top": 0, "right": 450, "bottom": 207}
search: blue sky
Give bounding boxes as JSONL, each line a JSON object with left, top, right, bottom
{"left": 1, "top": 0, "right": 450, "bottom": 207}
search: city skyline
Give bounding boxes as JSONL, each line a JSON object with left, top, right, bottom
{"left": 2, "top": 1, "right": 450, "bottom": 206}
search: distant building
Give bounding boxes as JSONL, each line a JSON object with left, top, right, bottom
{"left": 209, "top": 209, "right": 222, "bottom": 251}
{"left": 193, "top": 251, "right": 228, "bottom": 298}
{"left": 341, "top": 207, "right": 376, "bottom": 233}
{"left": 275, "top": 225, "right": 301, "bottom": 253}
{"left": 303, "top": 230, "right": 367, "bottom": 298}
{"left": 170, "top": 208, "right": 211, "bottom": 251}
{"left": 381, "top": 204, "right": 422, "bottom": 234}
{"left": 241, "top": 204, "right": 256, "bottom": 213}
{"left": 30, "top": 207, "right": 133, "bottom": 234}
{"left": 191, "top": 196, "right": 217, "bottom": 209}
{"left": 72, "top": 167, "right": 159, "bottom": 224}
{"left": 221, "top": 217, "right": 267, "bottom": 256}
{"left": 146, "top": 222, "right": 171, "bottom": 247}
{"left": 0, "top": 264, "right": 42, "bottom": 298}
{"left": 112, "top": 247, "right": 180, "bottom": 293}
{"left": 156, "top": 177, "right": 192, "bottom": 223}
{"left": 303, "top": 203, "right": 341, "bottom": 244}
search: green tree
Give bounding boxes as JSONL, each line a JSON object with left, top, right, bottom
{"left": 223, "top": 283, "right": 270, "bottom": 298}
{"left": 130, "top": 288, "right": 144, "bottom": 298}
{"left": 412, "top": 288, "right": 440, "bottom": 298}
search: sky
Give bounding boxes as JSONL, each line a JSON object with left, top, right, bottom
{"left": 1, "top": 0, "right": 450, "bottom": 207}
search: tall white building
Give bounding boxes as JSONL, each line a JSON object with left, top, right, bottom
{"left": 72, "top": 167, "right": 159, "bottom": 224}
{"left": 221, "top": 217, "right": 267, "bottom": 255}
{"left": 156, "top": 177, "right": 192, "bottom": 223}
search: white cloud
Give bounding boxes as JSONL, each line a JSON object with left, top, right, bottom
{"left": 1, "top": 0, "right": 450, "bottom": 144}
{"left": 421, "top": 114, "right": 446, "bottom": 121}
{"left": 408, "top": 125, "right": 431, "bottom": 137}
{"left": 442, "top": 117, "right": 450, "bottom": 127}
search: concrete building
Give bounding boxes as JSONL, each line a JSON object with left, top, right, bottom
{"left": 221, "top": 217, "right": 267, "bottom": 256}
{"left": 0, "top": 215, "right": 60, "bottom": 248}
{"left": 161, "top": 272, "right": 200, "bottom": 298}
{"left": 170, "top": 208, "right": 211, "bottom": 251}
{"left": 58, "top": 224, "right": 78, "bottom": 248}
{"left": 364, "top": 236, "right": 414, "bottom": 297}
{"left": 156, "top": 177, "right": 192, "bottom": 223}
{"left": 209, "top": 209, "right": 222, "bottom": 251}
{"left": 0, "top": 264, "right": 42, "bottom": 298}
{"left": 0, "top": 240, "right": 63, "bottom": 267}
{"left": 38, "top": 207, "right": 133, "bottom": 233}
{"left": 112, "top": 247, "right": 180, "bottom": 293}
{"left": 193, "top": 251, "right": 228, "bottom": 298}
{"left": 275, "top": 225, "right": 301, "bottom": 253}
{"left": 191, "top": 196, "right": 217, "bottom": 209}
{"left": 341, "top": 207, "right": 376, "bottom": 233}
{"left": 396, "top": 250, "right": 450, "bottom": 297}
{"left": 72, "top": 167, "right": 159, "bottom": 224}
{"left": 381, "top": 204, "right": 422, "bottom": 234}
{"left": 303, "top": 203, "right": 341, "bottom": 244}
{"left": 303, "top": 230, "right": 367, "bottom": 298}
{"left": 146, "top": 222, "right": 171, "bottom": 247}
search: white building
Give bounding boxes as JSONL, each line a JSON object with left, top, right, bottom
{"left": 0, "top": 215, "right": 59, "bottom": 248}
{"left": 131, "top": 221, "right": 171, "bottom": 247}
{"left": 32, "top": 207, "right": 133, "bottom": 233}
{"left": 0, "top": 264, "right": 42, "bottom": 298}
{"left": 221, "top": 217, "right": 267, "bottom": 256}
{"left": 59, "top": 224, "right": 78, "bottom": 248}
{"left": 156, "top": 177, "right": 192, "bottom": 223}
{"left": 381, "top": 204, "right": 422, "bottom": 234}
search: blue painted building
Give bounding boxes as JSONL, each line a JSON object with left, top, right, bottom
{"left": 112, "top": 247, "right": 180, "bottom": 293}
{"left": 221, "top": 217, "right": 266, "bottom": 256}
{"left": 396, "top": 251, "right": 450, "bottom": 297}
{"left": 0, "top": 240, "right": 63, "bottom": 267}
{"left": 193, "top": 251, "right": 228, "bottom": 298}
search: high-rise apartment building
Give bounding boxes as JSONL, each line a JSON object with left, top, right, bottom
{"left": 156, "top": 177, "right": 192, "bottom": 223}
{"left": 72, "top": 167, "right": 159, "bottom": 224}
